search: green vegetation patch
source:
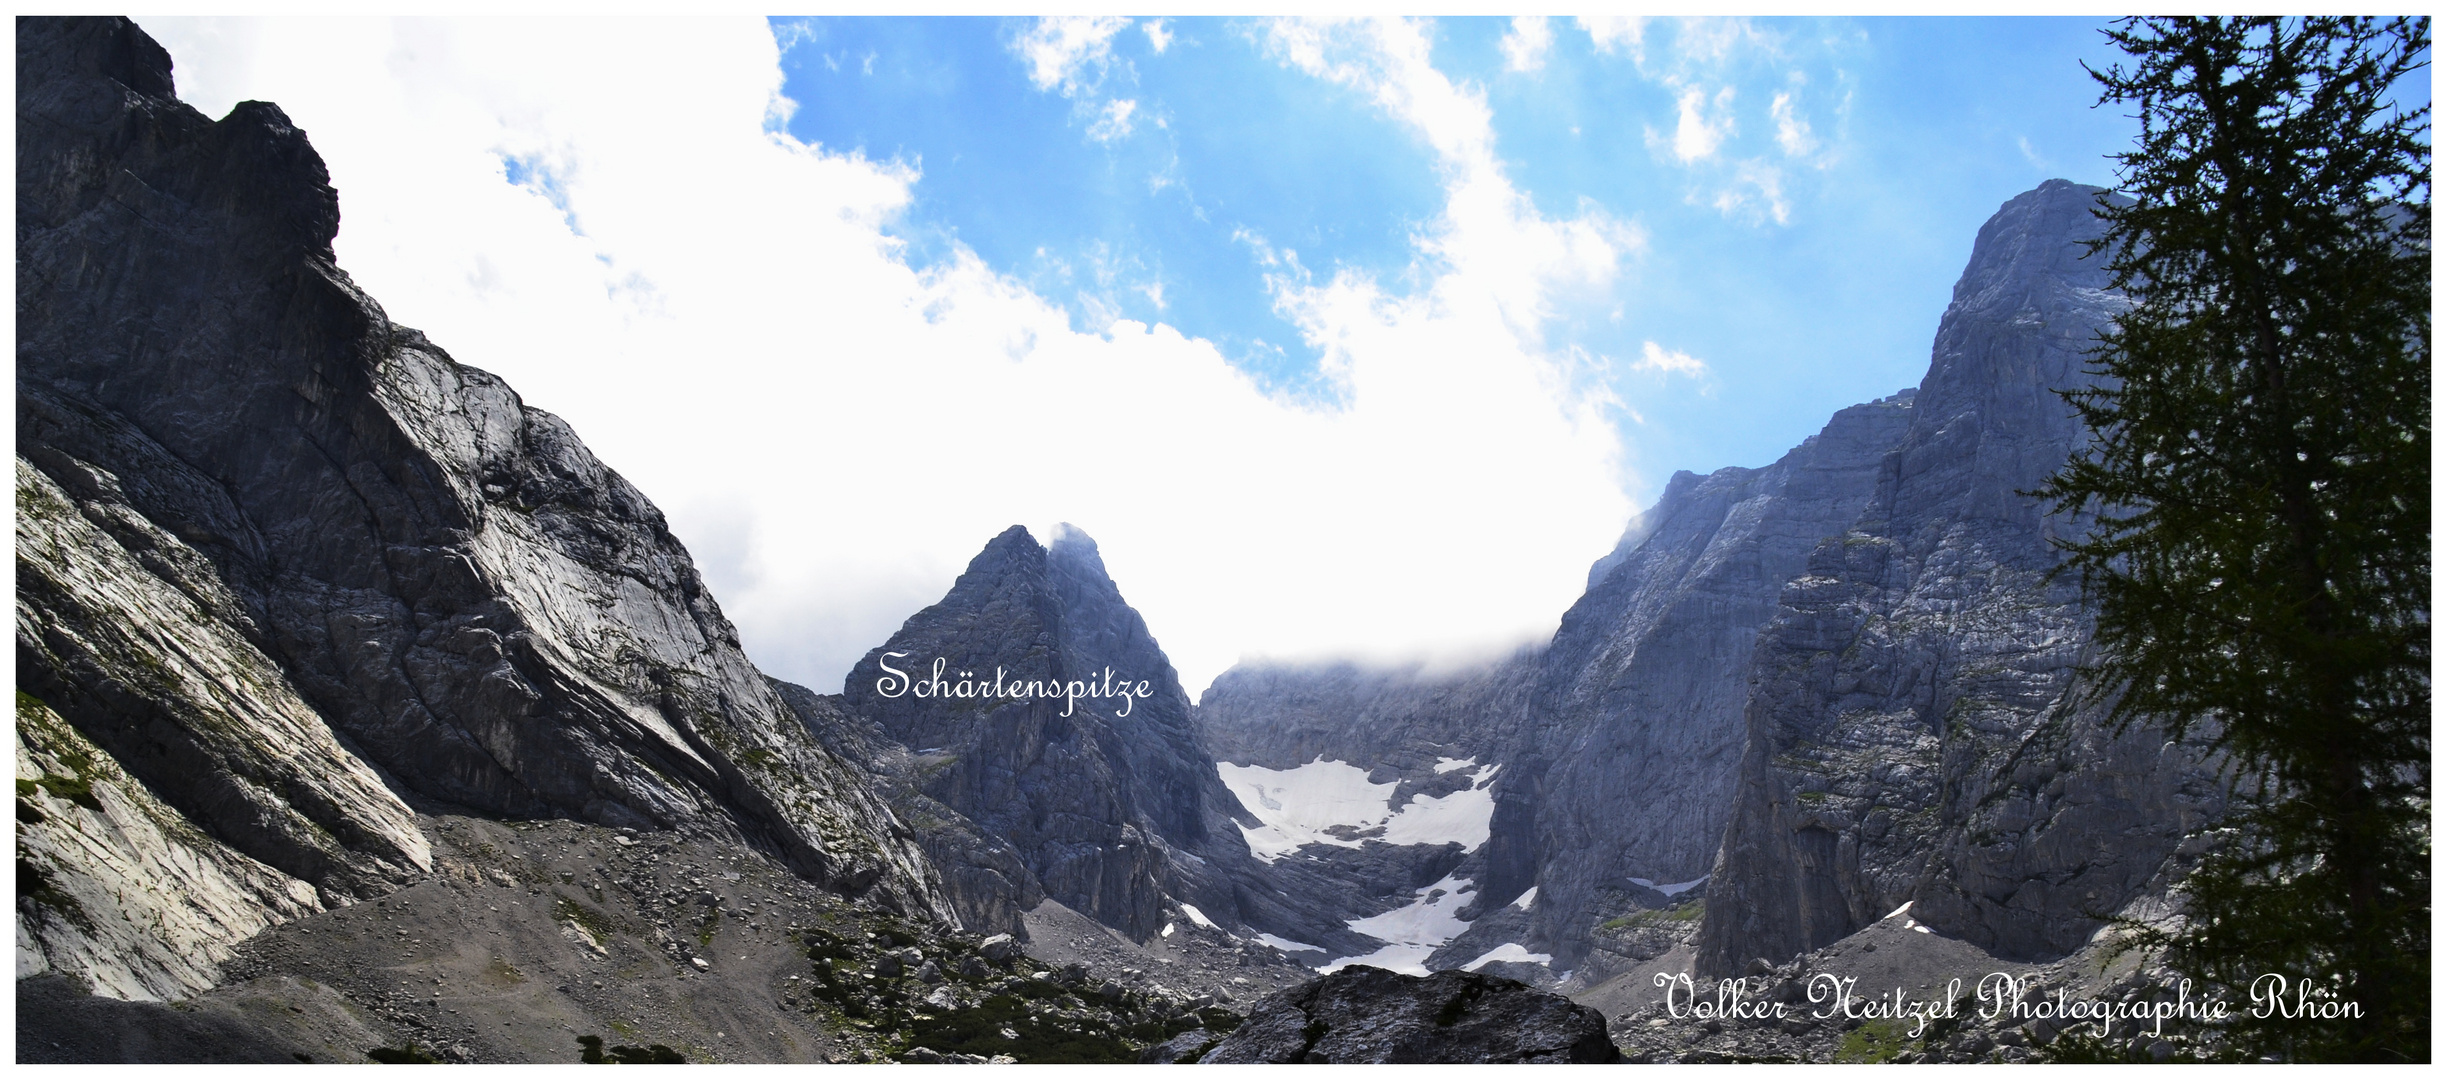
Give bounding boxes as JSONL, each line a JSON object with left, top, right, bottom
{"left": 902, "top": 993, "right": 1140, "bottom": 1064}
{"left": 30, "top": 772, "right": 102, "bottom": 812}
{"left": 1833, "top": 1017, "right": 1923, "bottom": 1064}
{"left": 16, "top": 855, "right": 93, "bottom": 932}
{"left": 1601, "top": 900, "right": 1704, "bottom": 931}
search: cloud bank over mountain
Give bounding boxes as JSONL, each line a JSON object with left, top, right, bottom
{"left": 143, "top": 16, "right": 1637, "bottom": 694}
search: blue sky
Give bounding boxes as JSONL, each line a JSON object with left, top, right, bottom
{"left": 149, "top": 16, "right": 2401, "bottom": 694}
{"left": 769, "top": 16, "right": 2139, "bottom": 485}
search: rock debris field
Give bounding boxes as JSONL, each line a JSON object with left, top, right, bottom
{"left": 18, "top": 814, "right": 1289, "bottom": 1063}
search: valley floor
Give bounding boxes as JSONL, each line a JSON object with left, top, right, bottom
{"left": 18, "top": 814, "right": 1269, "bottom": 1064}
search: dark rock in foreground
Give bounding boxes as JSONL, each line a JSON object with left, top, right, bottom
{"left": 1199, "top": 968, "right": 1619, "bottom": 1064}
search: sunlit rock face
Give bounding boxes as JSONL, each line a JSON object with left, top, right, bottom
{"left": 17, "top": 15, "right": 950, "bottom": 997}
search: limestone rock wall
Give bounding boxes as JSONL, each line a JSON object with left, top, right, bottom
{"left": 16, "top": 15, "right": 952, "bottom": 997}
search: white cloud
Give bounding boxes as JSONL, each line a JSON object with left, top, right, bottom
{"left": 1636, "top": 341, "right": 1708, "bottom": 378}
{"left": 1669, "top": 17, "right": 1767, "bottom": 68}
{"left": 1577, "top": 15, "right": 1645, "bottom": 57}
{"left": 1612, "top": 20, "right": 1844, "bottom": 228}
{"left": 1017, "top": 15, "right": 1130, "bottom": 95}
{"left": 1499, "top": 16, "right": 1551, "bottom": 73}
{"left": 141, "top": 16, "right": 1638, "bottom": 696}
{"left": 1144, "top": 18, "right": 1171, "bottom": 55}
{"left": 1087, "top": 98, "right": 1137, "bottom": 142}
{"left": 1771, "top": 90, "right": 1816, "bottom": 159}
{"left": 1709, "top": 159, "right": 1791, "bottom": 226}
{"left": 1669, "top": 86, "right": 1733, "bottom": 162}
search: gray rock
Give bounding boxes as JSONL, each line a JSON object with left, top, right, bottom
{"left": 1140, "top": 1029, "right": 1215, "bottom": 1064}
{"left": 1501, "top": 384, "right": 1917, "bottom": 970}
{"left": 978, "top": 934, "right": 1019, "bottom": 965}
{"left": 1193, "top": 383, "right": 1919, "bottom": 976}
{"left": 1199, "top": 968, "right": 1619, "bottom": 1064}
{"left": 771, "top": 680, "right": 1043, "bottom": 938}
{"left": 1696, "top": 180, "right": 2223, "bottom": 973}
{"left": 837, "top": 524, "right": 1263, "bottom": 941}
{"left": 1195, "top": 180, "right": 2224, "bottom": 986}
{"left": 15, "top": 14, "right": 952, "bottom": 995}
{"left": 14, "top": 693, "right": 332, "bottom": 1001}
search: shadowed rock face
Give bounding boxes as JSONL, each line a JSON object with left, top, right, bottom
{"left": 1696, "top": 179, "right": 2223, "bottom": 974}
{"left": 1191, "top": 389, "right": 1919, "bottom": 978}
{"left": 1199, "top": 967, "right": 1619, "bottom": 1064}
{"left": 1494, "top": 386, "right": 1921, "bottom": 968}
{"left": 1194, "top": 180, "right": 2221, "bottom": 984}
{"left": 839, "top": 525, "right": 1263, "bottom": 941}
{"left": 17, "top": 15, "right": 950, "bottom": 996}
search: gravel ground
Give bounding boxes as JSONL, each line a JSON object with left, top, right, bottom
{"left": 1574, "top": 907, "right": 2198, "bottom": 1063}
{"left": 19, "top": 812, "right": 1294, "bottom": 1063}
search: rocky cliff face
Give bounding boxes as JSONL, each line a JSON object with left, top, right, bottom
{"left": 836, "top": 525, "right": 1272, "bottom": 942}
{"left": 16, "top": 15, "right": 949, "bottom": 998}
{"left": 1696, "top": 179, "right": 2223, "bottom": 973}
{"left": 1493, "top": 387, "right": 1920, "bottom": 970}
{"left": 1195, "top": 180, "right": 2221, "bottom": 985}
{"left": 1191, "top": 390, "right": 1920, "bottom": 981}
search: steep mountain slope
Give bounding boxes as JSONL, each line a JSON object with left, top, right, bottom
{"left": 16, "top": 14, "right": 948, "bottom": 999}
{"left": 827, "top": 525, "right": 1272, "bottom": 942}
{"left": 1192, "top": 390, "right": 1921, "bottom": 981}
{"left": 1493, "top": 387, "right": 1920, "bottom": 972}
{"left": 1695, "top": 179, "right": 2224, "bottom": 973}
{"left": 1193, "top": 179, "right": 2221, "bottom": 985}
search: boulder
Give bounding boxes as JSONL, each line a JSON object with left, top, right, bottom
{"left": 1199, "top": 968, "right": 1618, "bottom": 1064}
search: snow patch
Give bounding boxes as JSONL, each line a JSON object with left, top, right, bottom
{"left": 1884, "top": 901, "right": 1914, "bottom": 920}
{"left": 1179, "top": 903, "right": 1216, "bottom": 929}
{"left": 1161, "top": 923, "right": 1174, "bottom": 938}
{"left": 1432, "top": 756, "right": 1476, "bottom": 774}
{"left": 1318, "top": 943, "right": 1441, "bottom": 977}
{"left": 1346, "top": 874, "right": 1475, "bottom": 944}
{"left": 1461, "top": 943, "right": 1553, "bottom": 972}
{"left": 1220, "top": 756, "right": 1501, "bottom": 860}
{"left": 1510, "top": 887, "right": 1538, "bottom": 911}
{"left": 1218, "top": 758, "right": 1398, "bottom": 861}
{"left": 1255, "top": 933, "right": 1326, "bottom": 955}
{"left": 1378, "top": 785, "right": 1495, "bottom": 850}
{"left": 1628, "top": 874, "right": 1708, "bottom": 898}
{"left": 1321, "top": 874, "right": 1477, "bottom": 975}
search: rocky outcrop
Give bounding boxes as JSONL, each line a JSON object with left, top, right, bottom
{"left": 1191, "top": 388, "right": 1918, "bottom": 980}
{"left": 772, "top": 678, "right": 1045, "bottom": 938}
{"left": 15, "top": 690, "right": 333, "bottom": 1001}
{"left": 838, "top": 525, "right": 1269, "bottom": 941}
{"left": 1198, "top": 967, "right": 1619, "bottom": 1063}
{"left": 1194, "top": 181, "right": 2222, "bottom": 986}
{"left": 1196, "top": 658, "right": 1534, "bottom": 960}
{"left": 1695, "top": 179, "right": 2222, "bottom": 973}
{"left": 17, "top": 14, "right": 950, "bottom": 996}
{"left": 1494, "top": 386, "right": 1920, "bottom": 968}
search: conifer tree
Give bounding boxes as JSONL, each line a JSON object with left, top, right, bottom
{"left": 2041, "top": 16, "right": 2430, "bottom": 1062}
